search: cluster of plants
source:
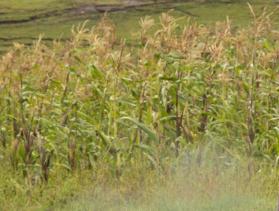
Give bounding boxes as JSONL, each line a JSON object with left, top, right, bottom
{"left": 0, "top": 6, "right": 278, "bottom": 206}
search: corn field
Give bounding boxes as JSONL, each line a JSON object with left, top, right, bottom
{"left": 0, "top": 6, "right": 278, "bottom": 200}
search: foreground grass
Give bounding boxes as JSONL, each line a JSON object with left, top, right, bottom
{"left": 56, "top": 150, "right": 278, "bottom": 211}
{"left": 1, "top": 147, "right": 278, "bottom": 210}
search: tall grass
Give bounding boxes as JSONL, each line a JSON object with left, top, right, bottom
{"left": 0, "top": 6, "right": 278, "bottom": 209}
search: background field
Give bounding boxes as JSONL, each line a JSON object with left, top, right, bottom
{"left": 0, "top": 0, "right": 277, "bottom": 52}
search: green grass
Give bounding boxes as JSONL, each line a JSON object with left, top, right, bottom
{"left": 56, "top": 152, "right": 278, "bottom": 211}
{"left": 60, "top": 180, "right": 276, "bottom": 211}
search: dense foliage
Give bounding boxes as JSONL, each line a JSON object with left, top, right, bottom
{"left": 0, "top": 7, "right": 278, "bottom": 209}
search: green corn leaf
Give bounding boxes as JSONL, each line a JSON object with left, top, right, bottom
{"left": 120, "top": 117, "right": 159, "bottom": 142}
